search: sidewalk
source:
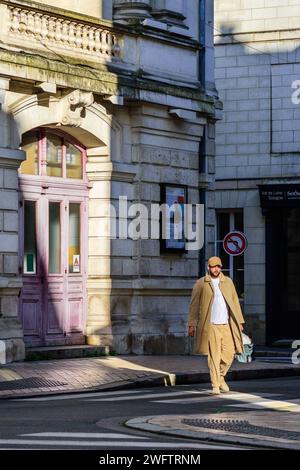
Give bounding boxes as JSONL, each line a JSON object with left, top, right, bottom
{"left": 0, "top": 353, "right": 299, "bottom": 399}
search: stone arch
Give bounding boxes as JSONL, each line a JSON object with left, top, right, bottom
{"left": 7, "top": 94, "right": 122, "bottom": 159}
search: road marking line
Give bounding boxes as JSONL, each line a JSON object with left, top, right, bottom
{"left": 11, "top": 389, "right": 151, "bottom": 401}
{"left": 153, "top": 392, "right": 279, "bottom": 404}
{"left": 88, "top": 390, "right": 212, "bottom": 402}
{"left": 228, "top": 400, "right": 300, "bottom": 412}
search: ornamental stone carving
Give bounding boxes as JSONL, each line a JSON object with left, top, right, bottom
{"left": 59, "top": 90, "right": 94, "bottom": 127}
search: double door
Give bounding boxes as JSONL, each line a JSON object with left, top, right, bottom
{"left": 19, "top": 190, "right": 87, "bottom": 346}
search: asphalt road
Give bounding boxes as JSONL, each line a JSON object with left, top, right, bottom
{"left": 0, "top": 376, "right": 299, "bottom": 451}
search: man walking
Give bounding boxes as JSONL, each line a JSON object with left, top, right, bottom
{"left": 188, "top": 256, "right": 245, "bottom": 395}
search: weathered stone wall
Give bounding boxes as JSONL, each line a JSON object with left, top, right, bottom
{"left": 108, "top": 104, "right": 206, "bottom": 354}
{"left": 214, "top": 0, "right": 300, "bottom": 345}
{"left": 0, "top": 80, "right": 25, "bottom": 362}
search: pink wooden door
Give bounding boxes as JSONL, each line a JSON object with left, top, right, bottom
{"left": 19, "top": 193, "right": 87, "bottom": 346}
{"left": 19, "top": 128, "right": 88, "bottom": 346}
{"left": 18, "top": 129, "right": 89, "bottom": 347}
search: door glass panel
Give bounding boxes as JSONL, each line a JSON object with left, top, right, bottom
{"left": 24, "top": 201, "right": 37, "bottom": 274}
{"left": 46, "top": 135, "right": 62, "bottom": 177}
{"left": 69, "top": 203, "right": 80, "bottom": 273}
{"left": 66, "top": 143, "right": 82, "bottom": 179}
{"left": 49, "top": 202, "right": 61, "bottom": 273}
{"left": 19, "top": 132, "right": 39, "bottom": 175}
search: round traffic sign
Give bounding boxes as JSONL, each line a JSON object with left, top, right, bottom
{"left": 223, "top": 231, "right": 247, "bottom": 256}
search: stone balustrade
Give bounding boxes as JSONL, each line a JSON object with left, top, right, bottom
{"left": 5, "top": 3, "right": 122, "bottom": 59}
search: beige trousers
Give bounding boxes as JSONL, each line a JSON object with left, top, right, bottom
{"left": 207, "top": 324, "right": 235, "bottom": 389}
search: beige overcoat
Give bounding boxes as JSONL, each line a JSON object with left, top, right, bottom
{"left": 188, "top": 272, "right": 245, "bottom": 355}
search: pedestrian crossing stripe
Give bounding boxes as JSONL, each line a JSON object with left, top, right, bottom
{"left": 88, "top": 390, "right": 211, "bottom": 402}
{"left": 228, "top": 400, "right": 300, "bottom": 412}
{"left": 152, "top": 392, "right": 278, "bottom": 404}
{"left": 22, "top": 432, "right": 148, "bottom": 439}
{"left": 12, "top": 389, "right": 150, "bottom": 401}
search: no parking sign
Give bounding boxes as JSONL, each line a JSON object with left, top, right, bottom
{"left": 223, "top": 231, "right": 247, "bottom": 256}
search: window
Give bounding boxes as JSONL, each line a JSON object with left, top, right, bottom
{"left": 20, "top": 132, "right": 39, "bottom": 176}
{"left": 46, "top": 135, "right": 63, "bottom": 177}
{"left": 215, "top": 211, "right": 244, "bottom": 301}
{"left": 66, "top": 142, "right": 82, "bottom": 179}
{"left": 19, "top": 129, "right": 85, "bottom": 179}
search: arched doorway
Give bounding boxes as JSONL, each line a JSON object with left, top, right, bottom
{"left": 18, "top": 128, "right": 89, "bottom": 346}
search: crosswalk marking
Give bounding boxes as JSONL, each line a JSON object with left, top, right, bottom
{"left": 153, "top": 391, "right": 300, "bottom": 413}
{"left": 153, "top": 392, "right": 278, "bottom": 404}
{"left": 87, "top": 390, "right": 211, "bottom": 402}
{"left": 22, "top": 432, "right": 148, "bottom": 439}
{"left": 215, "top": 392, "right": 300, "bottom": 413}
{"left": 12, "top": 387, "right": 300, "bottom": 414}
{"left": 227, "top": 397, "right": 300, "bottom": 412}
{"left": 12, "top": 389, "right": 151, "bottom": 402}
{"left": 153, "top": 396, "right": 219, "bottom": 404}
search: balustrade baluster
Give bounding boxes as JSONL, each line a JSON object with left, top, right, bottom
{"left": 88, "top": 27, "right": 95, "bottom": 52}
{"left": 62, "top": 21, "right": 69, "bottom": 45}
{"left": 75, "top": 24, "right": 82, "bottom": 49}
{"left": 27, "top": 12, "right": 35, "bottom": 36}
{"left": 34, "top": 13, "right": 42, "bottom": 38}
{"left": 48, "top": 17, "right": 56, "bottom": 42}
{"left": 68, "top": 22, "right": 76, "bottom": 47}
{"left": 20, "top": 10, "right": 27, "bottom": 34}
{"left": 41, "top": 16, "right": 49, "bottom": 41}
{"left": 55, "top": 19, "right": 62, "bottom": 43}
{"left": 10, "top": 8, "right": 21, "bottom": 34}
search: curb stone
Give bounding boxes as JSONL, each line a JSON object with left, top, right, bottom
{"left": 125, "top": 414, "right": 300, "bottom": 450}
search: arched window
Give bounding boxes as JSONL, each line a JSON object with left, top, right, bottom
{"left": 19, "top": 129, "right": 85, "bottom": 179}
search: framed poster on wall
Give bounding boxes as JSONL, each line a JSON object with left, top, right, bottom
{"left": 160, "top": 183, "right": 187, "bottom": 253}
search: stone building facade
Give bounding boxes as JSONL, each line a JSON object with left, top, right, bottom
{"left": 0, "top": 0, "right": 220, "bottom": 362}
{"left": 214, "top": 0, "right": 300, "bottom": 345}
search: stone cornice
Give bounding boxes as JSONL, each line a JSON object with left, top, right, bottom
{"left": 0, "top": 147, "right": 25, "bottom": 168}
{"left": 0, "top": 48, "right": 216, "bottom": 115}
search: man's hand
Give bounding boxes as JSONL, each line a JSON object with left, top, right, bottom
{"left": 188, "top": 326, "right": 196, "bottom": 337}
{"left": 240, "top": 324, "right": 244, "bottom": 332}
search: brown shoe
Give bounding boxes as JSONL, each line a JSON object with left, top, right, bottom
{"left": 220, "top": 380, "right": 230, "bottom": 393}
